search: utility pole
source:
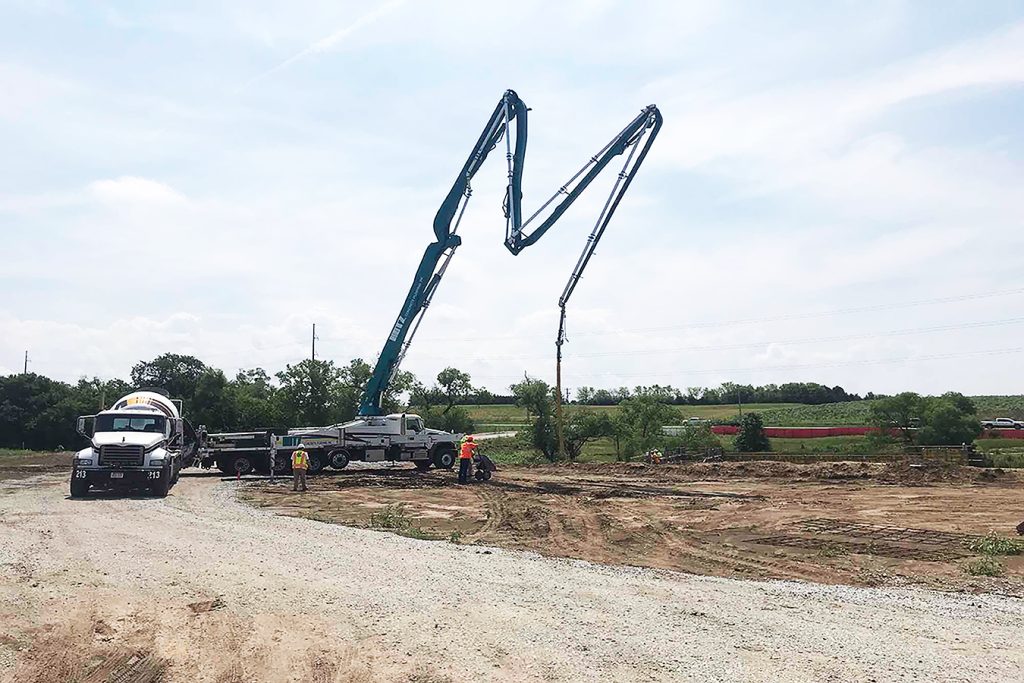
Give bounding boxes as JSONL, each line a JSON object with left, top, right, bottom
{"left": 23, "top": 351, "right": 29, "bottom": 374}
{"left": 311, "top": 323, "right": 317, "bottom": 362}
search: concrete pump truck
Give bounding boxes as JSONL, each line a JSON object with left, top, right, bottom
{"left": 282, "top": 89, "right": 662, "bottom": 471}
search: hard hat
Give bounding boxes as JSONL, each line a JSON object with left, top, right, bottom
{"left": 297, "top": 443, "right": 306, "bottom": 449}
{"left": 466, "top": 435, "right": 474, "bottom": 442}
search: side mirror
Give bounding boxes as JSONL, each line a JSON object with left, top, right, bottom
{"left": 76, "top": 416, "right": 94, "bottom": 438}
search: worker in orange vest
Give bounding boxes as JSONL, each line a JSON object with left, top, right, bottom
{"left": 291, "top": 445, "right": 310, "bottom": 492}
{"left": 458, "top": 436, "right": 477, "bottom": 484}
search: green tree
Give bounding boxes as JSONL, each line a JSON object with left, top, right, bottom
{"left": 68, "top": 377, "right": 133, "bottom": 413}
{"left": 191, "top": 370, "right": 235, "bottom": 431}
{"left": 869, "top": 392, "right": 924, "bottom": 443}
{"left": 436, "top": 367, "right": 473, "bottom": 414}
{"left": 511, "top": 375, "right": 558, "bottom": 460}
{"left": 0, "top": 373, "right": 76, "bottom": 450}
{"left": 231, "top": 368, "right": 281, "bottom": 429}
{"left": 409, "top": 367, "right": 476, "bottom": 434}
{"left": 382, "top": 369, "right": 417, "bottom": 415}
{"left": 734, "top": 413, "right": 770, "bottom": 452}
{"left": 618, "top": 391, "right": 680, "bottom": 450}
{"left": 918, "top": 395, "right": 981, "bottom": 445}
{"left": 417, "top": 406, "right": 476, "bottom": 434}
{"left": 275, "top": 359, "right": 343, "bottom": 426}
{"left": 562, "top": 409, "right": 614, "bottom": 460}
{"left": 130, "top": 354, "right": 208, "bottom": 405}
{"left": 673, "top": 423, "right": 721, "bottom": 453}
{"left": 336, "top": 358, "right": 373, "bottom": 419}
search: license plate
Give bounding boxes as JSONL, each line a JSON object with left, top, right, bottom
{"left": 110, "top": 472, "right": 124, "bottom": 479}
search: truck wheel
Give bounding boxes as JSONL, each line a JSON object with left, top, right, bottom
{"left": 216, "top": 458, "right": 233, "bottom": 474}
{"left": 414, "top": 459, "right": 432, "bottom": 472}
{"left": 232, "top": 456, "right": 254, "bottom": 476}
{"left": 307, "top": 453, "right": 325, "bottom": 474}
{"left": 150, "top": 469, "right": 171, "bottom": 497}
{"left": 271, "top": 455, "right": 291, "bottom": 475}
{"left": 432, "top": 445, "right": 456, "bottom": 470}
{"left": 328, "top": 450, "right": 350, "bottom": 470}
{"left": 70, "top": 476, "right": 90, "bottom": 498}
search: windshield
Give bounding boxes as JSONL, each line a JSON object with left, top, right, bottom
{"left": 95, "top": 414, "right": 166, "bottom": 434}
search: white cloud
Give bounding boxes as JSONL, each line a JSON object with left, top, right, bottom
{"left": 88, "top": 176, "right": 189, "bottom": 206}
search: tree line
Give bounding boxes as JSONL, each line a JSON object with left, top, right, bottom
{"left": 0, "top": 351, "right": 974, "bottom": 454}
{"left": 573, "top": 382, "right": 866, "bottom": 406}
{"left": 0, "top": 353, "right": 496, "bottom": 450}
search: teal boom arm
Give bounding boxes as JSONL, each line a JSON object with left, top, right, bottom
{"left": 358, "top": 90, "right": 661, "bottom": 416}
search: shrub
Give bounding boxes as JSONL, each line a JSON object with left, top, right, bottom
{"left": 734, "top": 413, "right": 771, "bottom": 452}
{"left": 964, "top": 557, "right": 1004, "bottom": 577}
{"left": 969, "top": 532, "right": 1024, "bottom": 556}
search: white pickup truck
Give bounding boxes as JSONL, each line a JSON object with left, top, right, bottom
{"left": 981, "top": 417, "right": 1024, "bottom": 430}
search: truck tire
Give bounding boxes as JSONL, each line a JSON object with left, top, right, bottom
{"left": 70, "top": 476, "right": 89, "bottom": 498}
{"left": 307, "top": 453, "right": 325, "bottom": 474}
{"left": 271, "top": 455, "right": 291, "bottom": 475}
{"left": 150, "top": 467, "right": 171, "bottom": 497}
{"left": 231, "top": 456, "right": 254, "bottom": 476}
{"left": 432, "top": 445, "right": 456, "bottom": 470}
{"left": 216, "top": 458, "right": 233, "bottom": 474}
{"left": 328, "top": 450, "right": 350, "bottom": 470}
{"left": 414, "top": 459, "right": 432, "bottom": 472}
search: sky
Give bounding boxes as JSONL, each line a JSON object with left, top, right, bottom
{"left": 1, "top": 0, "right": 1023, "bottom": 398}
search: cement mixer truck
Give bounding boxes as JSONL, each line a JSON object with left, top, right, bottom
{"left": 70, "top": 390, "right": 199, "bottom": 498}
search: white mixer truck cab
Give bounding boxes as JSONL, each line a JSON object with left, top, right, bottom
{"left": 71, "top": 390, "right": 197, "bottom": 498}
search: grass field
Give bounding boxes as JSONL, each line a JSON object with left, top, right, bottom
{"left": 467, "top": 403, "right": 802, "bottom": 430}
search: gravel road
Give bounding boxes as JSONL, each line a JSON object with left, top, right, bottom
{"left": 1, "top": 472, "right": 1022, "bottom": 682}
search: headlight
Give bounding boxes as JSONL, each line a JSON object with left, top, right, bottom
{"left": 149, "top": 458, "right": 166, "bottom": 467}
{"left": 75, "top": 455, "right": 94, "bottom": 465}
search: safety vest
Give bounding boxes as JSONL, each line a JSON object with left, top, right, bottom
{"left": 291, "top": 450, "right": 309, "bottom": 469}
{"left": 459, "top": 441, "right": 476, "bottom": 459}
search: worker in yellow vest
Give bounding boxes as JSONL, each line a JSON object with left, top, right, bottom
{"left": 291, "top": 445, "right": 310, "bottom": 492}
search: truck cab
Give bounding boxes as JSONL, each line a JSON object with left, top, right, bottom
{"left": 71, "top": 390, "right": 197, "bottom": 497}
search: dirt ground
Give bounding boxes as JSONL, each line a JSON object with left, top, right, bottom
{"left": 242, "top": 460, "right": 1024, "bottom": 595}
{"left": 2, "top": 462, "right": 1023, "bottom": 681}
{"left": 0, "top": 452, "right": 69, "bottom": 483}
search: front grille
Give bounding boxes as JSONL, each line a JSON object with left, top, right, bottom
{"left": 99, "top": 444, "right": 144, "bottom": 467}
